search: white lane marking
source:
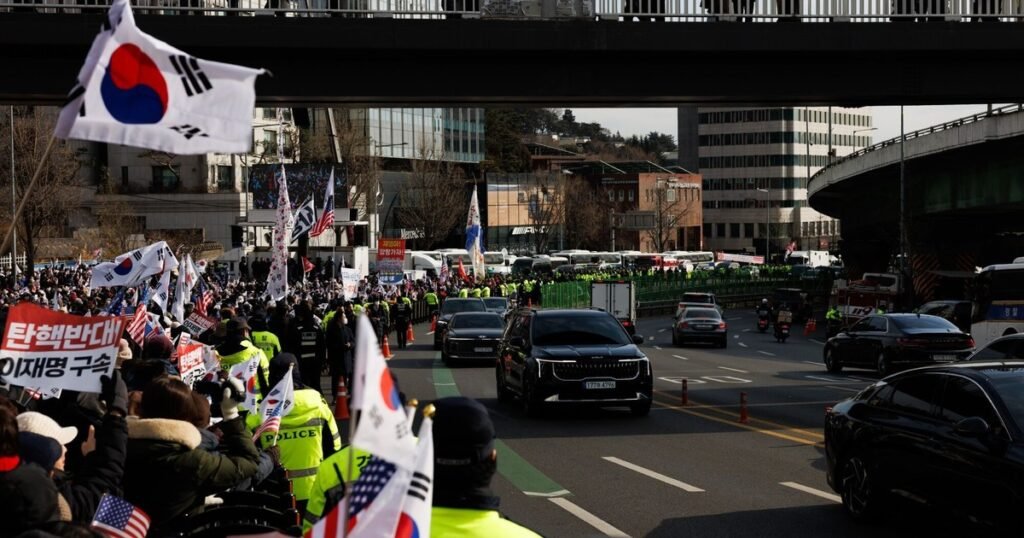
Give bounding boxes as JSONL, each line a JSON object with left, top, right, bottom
{"left": 803, "top": 361, "right": 821, "bottom": 366}
{"left": 603, "top": 456, "right": 705, "bottom": 493}
{"left": 718, "top": 366, "right": 749, "bottom": 374}
{"left": 757, "top": 350, "right": 776, "bottom": 357}
{"left": 523, "top": 489, "right": 571, "bottom": 498}
{"left": 742, "top": 328, "right": 752, "bottom": 333}
{"left": 433, "top": 382, "right": 457, "bottom": 386}
{"left": 848, "top": 376, "right": 877, "bottom": 382}
{"left": 426, "top": 331, "right": 435, "bottom": 335}
{"left": 659, "top": 377, "right": 707, "bottom": 385}
{"left": 804, "top": 375, "right": 848, "bottom": 383}
{"left": 654, "top": 346, "right": 663, "bottom": 350}
{"left": 672, "top": 354, "right": 689, "bottom": 361}
{"left": 826, "top": 385, "right": 863, "bottom": 393}
{"left": 727, "top": 317, "right": 742, "bottom": 321}
{"left": 733, "top": 335, "right": 740, "bottom": 339}
{"left": 809, "top": 339, "right": 826, "bottom": 345}
{"left": 658, "top": 328, "right": 668, "bottom": 333}
{"left": 738, "top": 342, "right": 749, "bottom": 348}
{"left": 648, "top": 336, "right": 655, "bottom": 341}
{"left": 701, "top": 375, "right": 752, "bottom": 384}
{"left": 780, "top": 481, "right": 841, "bottom": 503}
{"left": 548, "top": 497, "right": 631, "bottom": 538}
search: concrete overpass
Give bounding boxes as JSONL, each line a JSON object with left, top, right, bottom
{"left": 4, "top": 4, "right": 1024, "bottom": 106}
{"left": 808, "top": 104, "right": 1024, "bottom": 300}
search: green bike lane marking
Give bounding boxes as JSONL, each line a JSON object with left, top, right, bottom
{"left": 431, "top": 352, "right": 569, "bottom": 498}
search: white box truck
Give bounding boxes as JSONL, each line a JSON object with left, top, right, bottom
{"left": 591, "top": 281, "right": 637, "bottom": 335}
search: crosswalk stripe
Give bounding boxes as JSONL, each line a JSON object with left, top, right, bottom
{"left": 549, "top": 497, "right": 631, "bottom": 538}
{"left": 602, "top": 456, "right": 705, "bottom": 493}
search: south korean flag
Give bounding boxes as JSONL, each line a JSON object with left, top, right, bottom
{"left": 54, "top": 0, "right": 265, "bottom": 154}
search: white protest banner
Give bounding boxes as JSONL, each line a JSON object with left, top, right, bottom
{"left": 341, "top": 268, "right": 361, "bottom": 300}
{"left": 0, "top": 303, "right": 126, "bottom": 394}
{"left": 182, "top": 312, "right": 217, "bottom": 335}
{"left": 176, "top": 343, "right": 206, "bottom": 387}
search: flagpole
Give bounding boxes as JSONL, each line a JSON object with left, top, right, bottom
{"left": 0, "top": 133, "right": 57, "bottom": 259}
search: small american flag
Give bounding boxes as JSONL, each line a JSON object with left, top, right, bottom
{"left": 348, "top": 456, "right": 397, "bottom": 522}
{"left": 194, "top": 278, "right": 213, "bottom": 316}
{"left": 127, "top": 304, "right": 147, "bottom": 346}
{"left": 252, "top": 371, "right": 294, "bottom": 442}
{"left": 309, "top": 169, "right": 335, "bottom": 238}
{"left": 91, "top": 494, "right": 151, "bottom": 538}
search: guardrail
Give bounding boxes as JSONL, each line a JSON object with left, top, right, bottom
{"left": 810, "top": 103, "right": 1024, "bottom": 186}
{"left": 3, "top": 0, "right": 1024, "bottom": 20}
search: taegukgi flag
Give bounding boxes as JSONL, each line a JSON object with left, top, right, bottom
{"left": 54, "top": 0, "right": 265, "bottom": 154}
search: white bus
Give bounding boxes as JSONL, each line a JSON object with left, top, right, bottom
{"left": 971, "top": 263, "right": 1024, "bottom": 348}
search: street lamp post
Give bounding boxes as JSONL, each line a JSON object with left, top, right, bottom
{"left": 852, "top": 126, "right": 877, "bottom": 146}
{"left": 757, "top": 188, "right": 769, "bottom": 262}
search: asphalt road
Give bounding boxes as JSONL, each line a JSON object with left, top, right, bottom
{"left": 369, "top": 310, "right": 987, "bottom": 538}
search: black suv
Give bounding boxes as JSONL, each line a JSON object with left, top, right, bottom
{"left": 495, "top": 309, "right": 653, "bottom": 417}
{"left": 433, "top": 298, "right": 487, "bottom": 350}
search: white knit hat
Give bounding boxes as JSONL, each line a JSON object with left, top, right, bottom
{"left": 16, "top": 411, "right": 78, "bottom": 445}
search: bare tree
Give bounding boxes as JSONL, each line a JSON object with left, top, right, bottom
{"left": 523, "top": 171, "right": 563, "bottom": 253}
{"left": 396, "top": 147, "right": 466, "bottom": 250}
{"left": 0, "top": 107, "right": 83, "bottom": 275}
{"left": 562, "top": 176, "right": 610, "bottom": 250}
{"left": 646, "top": 183, "right": 697, "bottom": 252}
{"left": 300, "top": 108, "right": 381, "bottom": 223}
{"left": 92, "top": 199, "right": 145, "bottom": 255}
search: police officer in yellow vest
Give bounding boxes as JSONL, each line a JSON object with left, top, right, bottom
{"left": 458, "top": 287, "right": 470, "bottom": 299}
{"left": 250, "top": 353, "right": 341, "bottom": 512}
{"left": 249, "top": 314, "right": 282, "bottom": 360}
{"left": 425, "top": 289, "right": 440, "bottom": 316}
{"left": 431, "top": 397, "right": 541, "bottom": 537}
{"left": 217, "top": 318, "right": 271, "bottom": 394}
{"left": 302, "top": 445, "right": 372, "bottom": 532}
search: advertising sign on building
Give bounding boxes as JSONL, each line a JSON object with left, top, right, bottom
{"left": 0, "top": 303, "right": 126, "bottom": 393}
{"left": 716, "top": 252, "right": 765, "bottom": 265}
{"left": 377, "top": 238, "right": 406, "bottom": 285}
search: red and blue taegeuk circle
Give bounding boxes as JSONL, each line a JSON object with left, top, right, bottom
{"left": 380, "top": 371, "right": 402, "bottom": 411}
{"left": 395, "top": 513, "right": 419, "bottom": 538}
{"left": 113, "top": 258, "right": 134, "bottom": 276}
{"left": 100, "top": 44, "right": 169, "bottom": 124}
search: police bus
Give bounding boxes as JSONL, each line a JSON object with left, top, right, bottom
{"left": 971, "top": 262, "right": 1024, "bottom": 348}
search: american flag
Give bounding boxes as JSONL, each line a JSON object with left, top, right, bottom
{"left": 194, "top": 277, "right": 212, "bottom": 316}
{"left": 439, "top": 261, "right": 449, "bottom": 284}
{"left": 348, "top": 456, "right": 398, "bottom": 523}
{"left": 127, "top": 304, "right": 147, "bottom": 346}
{"left": 251, "top": 415, "right": 282, "bottom": 441}
{"left": 309, "top": 169, "right": 335, "bottom": 238}
{"left": 91, "top": 494, "right": 151, "bottom": 538}
{"left": 252, "top": 371, "right": 294, "bottom": 442}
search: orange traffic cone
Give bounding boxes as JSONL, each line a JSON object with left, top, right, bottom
{"left": 804, "top": 318, "right": 817, "bottom": 336}
{"left": 407, "top": 325, "right": 415, "bottom": 343}
{"left": 528, "top": 297, "right": 533, "bottom": 308}
{"left": 430, "top": 314, "right": 437, "bottom": 333}
{"left": 381, "top": 334, "right": 393, "bottom": 359}
{"left": 334, "top": 377, "right": 350, "bottom": 420}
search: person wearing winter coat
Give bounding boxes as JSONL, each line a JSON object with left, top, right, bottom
{"left": 0, "top": 396, "right": 60, "bottom": 537}
{"left": 123, "top": 376, "right": 259, "bottom": 534}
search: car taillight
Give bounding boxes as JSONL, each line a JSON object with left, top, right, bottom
{"left": 679, "top": 321, "right": 689, "bottom": 329}
{"left": 622, "top": 320, "right": 633, "bottom": 327}
{"left": 967, "top": 337, "right": 976, "bottom": 348}
{"left": 719, "top": 322, "right": 727, "bottom": 330}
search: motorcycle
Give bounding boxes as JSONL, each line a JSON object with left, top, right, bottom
{"left": 757, "top": 311, "right": 769, "bottom": 333}
{"left": 775, "top": 322, "right": 791, "bottom": 343}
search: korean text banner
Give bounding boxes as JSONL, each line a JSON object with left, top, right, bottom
{"left": 0, "top": 303, "right": 125, "bottom": 394}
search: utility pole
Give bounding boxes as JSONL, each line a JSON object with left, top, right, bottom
{"left": 609, "top": 208, "right": 615, "bottom": 252}
{"left": 899, "top": 105, "right": 908, "bottom": 308}
{"left": 8, "top": 107, "right": 15, "bottom": 276}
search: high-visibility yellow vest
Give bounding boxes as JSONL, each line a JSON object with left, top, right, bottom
{"left": 302, "top": 445, "right": 371, "bottom": 531}
{"left": 431, "top": 507, "right": 541, "bottom": 537}
{"left": 321, "top": 310, "right": 337, "bottom": 331}
{"left": 218, "top": 341, "right": 270, "bottom": 375}
{"left": 458, "top": 289, "right": 469, "bottom": 298}
{"left": 481, "top": 287, "right": 491, "bottom": 298}
{"left": 250, "top": 331, "right": 281, "bottom": 361}
{"left": 425, "top": 292, "right": 439, "bottom": 306}
{"left": 249, "top": 389, "right": 341, "bottom": 501}
{"left": 471, "top": 288, "right": 482, "bottom": 298}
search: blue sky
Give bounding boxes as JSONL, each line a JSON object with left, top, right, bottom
{"left": 571, "top": 105, "right": 996, "bottom": 145}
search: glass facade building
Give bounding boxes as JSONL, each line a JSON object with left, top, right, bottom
{"left": 366, "top": 107, "right": 484, "bottom": 163}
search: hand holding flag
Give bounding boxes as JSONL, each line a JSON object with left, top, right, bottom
{"left": 253, "top": 364, "right": 295, "bottom": 443}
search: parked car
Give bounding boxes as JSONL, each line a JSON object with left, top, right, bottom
{"left": 483, "top": 297, "right": 510, "bottom": 317}
{"left": 823, "top": 314, "right": 975, "bottom": 376}
{"left": 433, "top": 298, "right": 487, "bottom": 350}
{"left": 441, "top": 312, "right": 506, "bottom": 365}
{"left": 495, "top": 309, "right": 652, "bottom": 417}
{"left": 672, "top": 307, "right": 728, "bottom": 348}
{"left": 965, "top": 333, "right": 1024, "bottom": 361}
{"left": 916, "top": 299, "right": 973, "bottom": 333}
{"left": 825, "top": 362, "right": 1024, "bottom": 532}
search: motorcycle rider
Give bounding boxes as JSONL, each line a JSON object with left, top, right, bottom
{"left": 755, "top": 298, "right": 771, "bottom": 331}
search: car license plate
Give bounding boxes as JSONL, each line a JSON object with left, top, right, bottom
{"left": 474, "top": 347, "right": 493, "bottom": 353}
{"left": 697, "top": 324, "right": 714, "bottom": 330}
{"left": 933, "top": 354, "right": 956, "bottom": 362}
{"left": 585, "top": 381, "right": 616, "bottom": 390}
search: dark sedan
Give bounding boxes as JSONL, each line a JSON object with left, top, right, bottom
{"left": 967, "top": 333, "right": 1024, "bottom": 362}
{"left": 823, "top": 314, "right": 975, "bottom": 376}
{"left": 483, "top": 297, "right": 510, "bottom": 317}
{"left": 433, "top": 298, "right": 487, "bottom": 350}
{"left": 441, "top": 312, "right": 506, "bottom": 365}
{"left": 825, "top": 362, "right": 1024, "bottom": 532}
{"left": 672, "top": 307, "right": 728, "bottom": 348}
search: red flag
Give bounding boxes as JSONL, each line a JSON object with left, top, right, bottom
{"left": 302, "top": 256, "right": 315, "bottom": 274}
{"left": 457, "top": 258, "right": 468, "bottom": 282}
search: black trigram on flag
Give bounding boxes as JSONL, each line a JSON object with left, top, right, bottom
{"left": 171, "top": 125, "right": 209, "bottom": 140}
{"left": 408, "top": 471, "right": 431, "bottom": 502}
{"left": 170, "top": 55, "right": 213, "bottom": 97}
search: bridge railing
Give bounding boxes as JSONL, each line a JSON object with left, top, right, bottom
{"left": 810, "top": 103, "right": 1024, "bottom": 184}
{"left": 2, "top": 0, "right": 1024, "bottom": 20}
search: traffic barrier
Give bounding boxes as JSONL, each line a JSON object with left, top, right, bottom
{"left": 334, "top": 377, "right": 350, "bottom": 420}
{"left": 681, "top": 378, "right": 689, "bottom": 406}
{"left": 407, "top": 324, "right": 415, "bottom": 343}
{"left": 739, "top": 392, "right": 749, "bottom": 423}
{"left": 381, "top": 334, "right": 393, "bottom": 359}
